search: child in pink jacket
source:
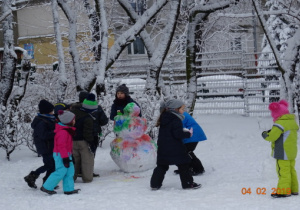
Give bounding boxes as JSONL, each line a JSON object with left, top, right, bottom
{"left": 41, "top": 110, "right": 80, "bottom": 195}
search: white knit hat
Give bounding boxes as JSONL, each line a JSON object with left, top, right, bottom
{"left": 58, "top": 110, "right": 75, "bottom": 125}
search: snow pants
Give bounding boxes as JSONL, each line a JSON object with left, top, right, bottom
{"left": 150, "top": 164, "right": 193, "bottom": 189}
{"left": 185, "top": 142, "right": 205, "bottom": 174}
{"left": 276, "top": 159, "right": 298, "bottom": 194}
{"left": 43, "top": 153, "right": 75, "bottom": 192}
{"left": 73, "top": 141, "right": 94, "bottom": 183}
{"left": 33, "top": 153, "right": 55, "bottom": 182}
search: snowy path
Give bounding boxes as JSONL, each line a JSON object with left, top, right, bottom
{"left": 0, "top": 115, "right": 299, "bottom": 210}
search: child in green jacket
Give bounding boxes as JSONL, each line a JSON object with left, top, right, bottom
{"left": 262, "top": 99, "right": 299, "bottom": 198}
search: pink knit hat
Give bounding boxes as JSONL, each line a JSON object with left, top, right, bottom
{"left": 269, "top": 100, "right": 290, "bottom": 122}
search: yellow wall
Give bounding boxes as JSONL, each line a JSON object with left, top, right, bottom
{"left": 18, "top": 30, "right": 115, "bottom": 66}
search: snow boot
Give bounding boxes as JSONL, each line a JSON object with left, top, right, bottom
{"left": 93, "top": 173, "right": 100, "bottom": 177}
{"left": 24, "top": 171, "right": 39, "bottom": 189}
{"left": 40, "top": 186, "right": 57, "bottom": 195}
{"left": 271, "top": 193, "right": 291, "bottom": 198}
{"left": 151, "top": 186, "right": 161, "bottom": 191}
{"left": 183, "top": 182, "right": 202, "bottom": 190}
{"left": 64, "top": 189, "right": 80, "bottom": 195}
{"left": 190, "top": 168, "right": 205, "bottom": 176}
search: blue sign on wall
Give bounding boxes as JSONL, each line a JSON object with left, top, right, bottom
{"left": 24, "top": 43, "right": 34, "bottom": 59}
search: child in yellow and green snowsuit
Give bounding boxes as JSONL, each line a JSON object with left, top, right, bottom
{"left": 262, "top": 99, "right": 299, "bottom": 198}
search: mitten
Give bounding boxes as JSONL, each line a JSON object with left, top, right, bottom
{"left": 261, "top": 130, "right": 269, "bottom": 139}
{"left": 63, "top": 158, "right": 70, "bottom": 168}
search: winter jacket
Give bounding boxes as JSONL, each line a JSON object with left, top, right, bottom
{"left": 53, "top": 123, "right": 76, "bottom": 158}
{"left": 110, "top": 96, "right": 141, "bottom": 120}
{"left": 182, "top": 112, "right": 207, "bottom": 144}
{"left": 31, "top": 114, "right": 56, "bottom": 155}
{"left": 71, "top": 103, "right": 108, "bottom": 136}
{"left": 90, "top": 105, "right": 109, "bottom": 136}
{"left": 262, "top": 114, "right": 299, "bottom": 160}
{"left": 71, "top": 108, "right": 94, "bottom": 143}
{"left": 157, "top": 111, "right": 192, "bottom": 165}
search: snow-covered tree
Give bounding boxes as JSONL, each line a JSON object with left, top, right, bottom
{"left": 52, "top": 0, "right": 68, "bottom": 101}
{"left": 185, "top": 0, "right": 241, "bottom": 113}
{"left": 0, "top": 0, "right": 34, "bottom": 159}
{"left": 252, "top": 0, "right": 300, "bottom": 117}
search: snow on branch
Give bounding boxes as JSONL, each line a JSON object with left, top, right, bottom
{"left": 117, "top": 0, "right": 156, "bottom": 58}
{"left": 191, "top": 0, "right": 240, "bottom": 15}
{"left": 107, "top": 0, "right": 168, "bottom": 68}
{"left": 0, "top": 10, "right": 11, "bottom": 22}
{"left": 251, "top": 0, "right": 286, "bottom": 74}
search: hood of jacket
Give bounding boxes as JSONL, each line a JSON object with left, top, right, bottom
{"left": 160, "top": 111, "right": 180, "bottom": 126}
{"left": 276, "top": 114, "right": 299, "bottom": 131}
{"left": 54, "top": 123, "right": 76, "bottom": 135}
{"left": 31, "top": 115, "right": 55, "bottom": 129}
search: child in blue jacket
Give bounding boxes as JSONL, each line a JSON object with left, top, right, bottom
{"left": 174, "top": 112, "right": 207, "bottom": 176}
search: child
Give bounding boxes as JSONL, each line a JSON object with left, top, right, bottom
{"left": 110, "top": 84, "right": 141, "bottom": 120}
{"left": 262, "top": 99, "right": 299, "bottom": 198}
{"left": 41, "top": 110, "right": 80, "bottom": 195}
{"left": 72, "top": 93, "right": 98, "bottom": 183}
{"left": 54, "top": 102, "right": 70, "bottom": 122}
{"left": 174, "top": 112, "right": 207, "bottom": 176}
{"left": 150, "top": 99, "right": 201, "bottom": 190}
{"left": 24, "top": 99, "right": 56, "bottom": 189}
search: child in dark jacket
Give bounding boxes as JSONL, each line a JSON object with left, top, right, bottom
{"left": 174, "top": 112, "right": 207, "bottom": 176}
{"left": 24, "top": 100, "right": 56, "bottom": 189}
{"left": 150, "top": 99, "right": 201, "bottom": 190}
{"left": 41, "top": 110, "right": 79, "bottom": 195}
{"left": 110, "top": 84, "right": 141, "bottom": 120}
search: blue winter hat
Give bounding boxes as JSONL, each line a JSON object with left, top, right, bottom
{"left": 54, "top": 103, "right": 70, "bottom": 115}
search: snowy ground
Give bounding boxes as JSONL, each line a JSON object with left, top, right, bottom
{"left": 0, "top": 114, "right": 299, "bottom": 210}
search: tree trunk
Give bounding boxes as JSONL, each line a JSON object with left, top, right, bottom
{"left": 185, "top": 0, "right": 241, "bottom": 114}
{"left": 0, "top": 0, "right": 16, "bottom": 155}
{"left": 52, "top": 0, "right": 68, "bottom": 102}
{"left": 58, "top": 0, "right": 84, "bottom": 92}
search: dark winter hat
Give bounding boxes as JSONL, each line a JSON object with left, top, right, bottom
{"left": 54, "top": 103, "right": 70, "bottom": 115}
{"left": 160, "top": 99, "right": 184, "bottom": 112}
{"left": 58, "top": 110, "right": 75, "bottom": 125}
{"left": 82, "top": 93, "right": 98, "bottom": 110}
{"left": 79, "top": 91, "right": 89, "bottom": 103}
{"left": 116, "top": 84, "right": 129, "bottom": 96}
{"left": 38, "top": 99, "right": 54, "bottom": 114}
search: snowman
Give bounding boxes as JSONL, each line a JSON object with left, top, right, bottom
{"left": 110, "top": 102, "right": 157, "bottom": 173}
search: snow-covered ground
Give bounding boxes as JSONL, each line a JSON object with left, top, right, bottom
{"left": 0, "top": 114, "right": 299, "bottom": 210}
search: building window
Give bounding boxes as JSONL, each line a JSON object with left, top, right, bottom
{"left": 24, "top": 43, "right": 34, "bottom": 59}
{"left": 128, "top": 37, "right": 146, "bottom": 55}
{"left": 129, "top": 0, "right": 146, "bottom": 15}
{"left": 231, "top": 37, "right": 242, "bottom": 51}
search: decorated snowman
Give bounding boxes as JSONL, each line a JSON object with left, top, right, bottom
{"left": 110, "top": 102, "right": 157, "bottom": 172}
